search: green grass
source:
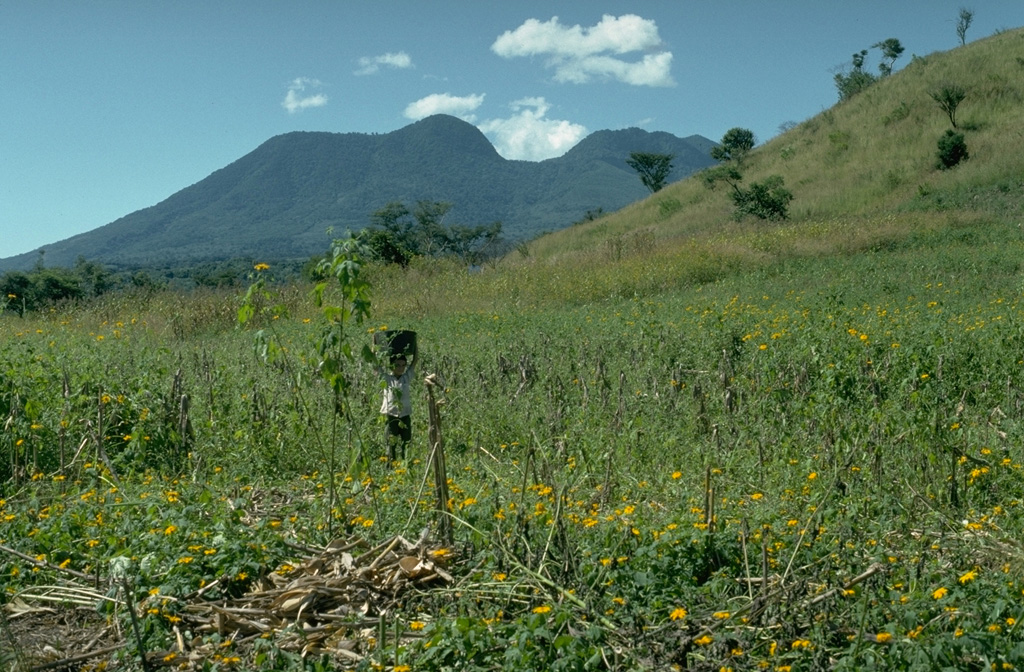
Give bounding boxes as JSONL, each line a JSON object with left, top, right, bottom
{"left": 3, "top": 27, "right": 1024, "bottom": 672}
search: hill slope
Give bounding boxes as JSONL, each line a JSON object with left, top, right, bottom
{"left": 517, "top": 27, "right": 1024, "bottom": 275}
{"left": 0, "top": 116, "right": 716, "bottom": 271}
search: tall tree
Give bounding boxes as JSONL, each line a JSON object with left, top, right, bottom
{"left": 956, "top": 8, "right": 974, "bottom": 46}
{"left": 371, "top": 201, "right": 412, "bottom": 235}
{"left": 413, "top": 200, "right": 453, "bottom": 255}
{"left": 710, "top": 128, "right": 756, "bottom": 163}
{"left": 626, "top": 152, "right": 674, "bottom": 193}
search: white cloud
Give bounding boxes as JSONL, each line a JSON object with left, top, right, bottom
{"left": 355, "top": 51, "right": 413, "bottom": 76}
{"left": 281, "top": 77, "right": 327, "bottom": 113}
{"left": 404, "top": 93, "right": 485, "bottom": 122}
{"left": 492, "top": 14, "right": 674, "bottom": 87}
{"left": 477, "top": 98, "right": 587, "bottom": 161}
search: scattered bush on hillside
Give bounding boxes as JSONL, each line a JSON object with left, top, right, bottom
{"left": 778, "top": 120, "right": 799, "bottom": 134}
{"left": 732, "top": 176, "right": 794, "bottom": 221}
{"left": 572, "top": 207, "right": 605, "bottom": 226}
{"left": 956, "top": 7, "right": 974, "bottom": 46}
{"left": 883, "top": 101, "right": 912, "bottom": 126}
{"left": 936, "top": 129, "right": 970, "bottom": 169}
{"left": 710, "top": 127, "right": 755, "bottom": 164}
{"left": 834, "top": 39, "right": 903, "bottom": 101}
{"left": 835, "top": 50, "right": 878, "bottom": 102}
{"left": 702, "top": 166, "right": 794, "bottom": 222}
{"left": 626, "top": 152, "right": 675, "bottom": 193}
{"left": 930, "top": 84, "right": 967, "bottom": 128}
{"left": 873, "top": 38, "right": 905, "bottom": 77}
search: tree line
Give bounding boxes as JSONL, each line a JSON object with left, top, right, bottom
{"left": 358, "top": 200, "right": 507, "bottom": 268}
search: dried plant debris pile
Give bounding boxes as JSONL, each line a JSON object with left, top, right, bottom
{"left": 3, "top": 534, "right": 453, "bottom": 670}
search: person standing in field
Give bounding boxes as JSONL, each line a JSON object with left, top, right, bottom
{"left": 378, "top": 340, "right": 417, "bottom": 461}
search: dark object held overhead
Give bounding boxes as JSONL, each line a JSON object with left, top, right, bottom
{"left": 374, "top": 330, "right": 417, "bottom": 361}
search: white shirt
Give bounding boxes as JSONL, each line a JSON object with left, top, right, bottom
{"left": 380, "top": 363, "right": 415, "bottom": 417}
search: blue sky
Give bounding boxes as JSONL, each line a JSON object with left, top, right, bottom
{"left": 1, "top": 1, "right": 1021, "bottom": 260}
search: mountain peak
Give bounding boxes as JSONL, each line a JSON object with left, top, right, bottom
{"left": 385, "top": 114, "right": 502, "bottom": 161}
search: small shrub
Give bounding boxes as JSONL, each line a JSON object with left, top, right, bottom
{"left": 883, "top": 101, "right": 911, "bottom": 125}
{"left": 732, "top": 175, "right": 794, "bottom": 221}
{"left": 658, "top": 198, "right": 682, "bottom": 218}
{"left": 936, "top": 130, "right": 969, "bottom": 169}
{"left": 930, "top": 84, "right": 967, "bottom": 128}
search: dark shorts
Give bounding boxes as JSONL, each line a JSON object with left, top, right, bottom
{"left": 385, "top": 415, "right": 411, "bottom": 444}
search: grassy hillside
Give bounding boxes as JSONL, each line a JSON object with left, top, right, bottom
{"left": 3, "top": 28, "right": 1024, "bottom": 672}
{"left": 528, "top": 28, "right": 1023, "bottom": 263}
{"left": 357, "top": 28, "right": 1024, "bottom": 318}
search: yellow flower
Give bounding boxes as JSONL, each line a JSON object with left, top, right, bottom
{"left": 713, "top": 611, "right": 730, "bottom": 619}
{"left": 750, "top": 493, "right": 763, "bottom": 500}
{"left": 409, "top": 621, "right": 425, "bottom": 630}
{"left": 694, "top": 634, "right": 713, "bottom": 646}
{"left": 791, "top": 639, "right": 811, "bottom": 649}
{"left": 532, "top": 605, "right": 552, "bottom": 614}
{"left": 492, "top": 572, "right": 507, "bottom": 581}
{"left": 958, "top": 569, "right": 977, "bottom": 584}
{"left": 670, "top": 607, "right": 688, "bottom": 621}
{"left": 875, "top": 632, "right": 892, "bottom": 643}
{"left": 807, "top": 472, "right": 817, "bottom": 480}
{"left": 671, "top": 471, "right": 682, "bottom": 479}
{"left": 254, "top": 263, "right": 270, "bottom": 271}
{"left": 933, "top": 586, "right": 948, "bottom": 600}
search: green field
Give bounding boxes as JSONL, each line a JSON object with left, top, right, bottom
{"left": 3, "top": 27, "right": 1024, "bottom": 672}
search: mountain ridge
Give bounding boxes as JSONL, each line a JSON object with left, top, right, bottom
{"left": 0, "top": 116, "right": 716, "bottom": 271}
